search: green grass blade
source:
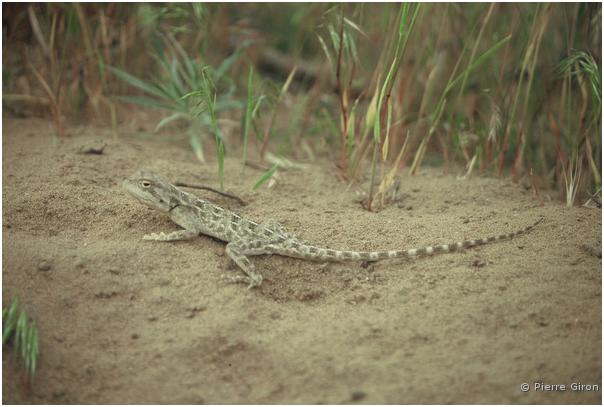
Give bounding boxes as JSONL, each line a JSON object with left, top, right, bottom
{"left": 2, "top": 299, "right": 19, "bottom": 344}
{"left": 347, "top": 99, "right": 359, "bottom": 160}
{"left": 344, "top": 16, "right": 368, "bottom": 37}
{"left": 445, "top": 34, "right": 511, "bottom": 95}
{"left": 252, "top": 95, "right": 267, "bottom": 117}
{"left": 153, "top": 76, "right": 184, "bottom": 103}
{"left": 217, "top": 138, "right": 225, "bottom": 190}
{"left": 16, "top": 311, "right": 28, "bottom": 358}
{"left": 108, "top": 66, "right": 168, "bottom": 100}
{"left": 253, "top": 164, "right": 279, "bottom": 190}
{"left": 214, "top": 40, "right": 251, "bottom": 82}
{"left": 30, "top": 325, "right": 38, "bottom": 378}
{"left": 3, "top": 298, "right": 18, "bottom": 321}
{"left": 26, "top": 321, "right": 38, "bottom": 378}
{"left": 169, "top": 58, "right": 186, "bottom": 95}
{"left": 189, "top": 131, "right": 206, "bottom": 163}
{"left": 317, "top": 34, "right": 334, "bottom": 71}
{"left": 242, "top": 65, "right": 254, "bottom": 167}
{"left": 328, "top": 23, "right": 340, "bottom": 51}
{"left": 24, "top": 321, "right": 33, "bottom": 373}
{"left": 155, "top": 112, "right": 190, "bottom": 132}
{"left": 2, "top": 299, "right": 39, "bottom": 380}
{"left": 115, "top": 96, "right": 174, "bottom": 111}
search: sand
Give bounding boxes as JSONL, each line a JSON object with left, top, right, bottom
{"left": 2, "top": 116, "right": 601, "bottom": 404}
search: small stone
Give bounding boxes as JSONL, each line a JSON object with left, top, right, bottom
{"left": 185, "top": 306, "right": 206, "bottom": 319}
{"left": 131, "top": 333, "right": 139, "bottom": 340}
{"left": 580, "top": 244, "right": 602, "bottom": 258}
{"left": 351, "top": 390, "right": 366, "bottom": 401}
{"left": 158, "top": 278, "right": 171, "bottom": 287}
{"left": 77, "top": 140, "right": 106, "bottom": 155}
{"left": 297, "top": 290, "right": 323, "bottom": 302}
{"left": 94, "top": 291, "right": 117, "bottom": 299}
{"left": 346, "top": 295, "right": 366, "bottom": 305}
{"left": 52, "top": 390, "right": 66, "bottom": 399}
{"left": 38, "top": 261, "right": 51, "bottom": 272}
{"left": 472, "top": 259, "right": 486, "bottom": 268}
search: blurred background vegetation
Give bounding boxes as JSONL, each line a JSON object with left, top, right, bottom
{"left": 2, "top": 3, "right": 601, "bottom": 208}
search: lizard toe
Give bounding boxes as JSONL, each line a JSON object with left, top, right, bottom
{"left": 222, "top": 273, "right": 251, "bottom": 285}
{"left": 247, "top": 274, "right": 263, "bottom": 289}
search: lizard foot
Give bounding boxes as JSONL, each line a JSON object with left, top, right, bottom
{"left": 222, "top": 273, "right": 263, "bottom": 289}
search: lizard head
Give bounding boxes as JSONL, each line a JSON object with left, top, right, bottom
{"left": 123, "top": 169, "right": 177, "bottom": 212}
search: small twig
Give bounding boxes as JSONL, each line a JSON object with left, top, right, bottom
{"left": 27, "top": 5, "right": 49, "bottom": 58}
{"left": 335, "top": 6, "right": 349, "bottom": 176}
{"left": 260, "top": 67, "right": 297, "bottom": 160}
{"left": 584, "top": 188, "right": 602, "bottom": 208}
{"left": 174, "top": 182, "right": 247, "bottom": 206}
{"left": 529, "top": 168, "right": 544, "bottom": 206}
{"left": 24, "top": 48, "right": 65, "bottom": 137}
{"left": 2, "top": 94, "right": 50, "bottom": 106}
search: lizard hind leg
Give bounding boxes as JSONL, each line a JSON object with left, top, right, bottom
{"left": 224, "top": 240, "right": 270, "bottom": 288}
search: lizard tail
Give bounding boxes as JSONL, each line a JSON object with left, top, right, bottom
{"left": 355, "top": 217, "right": 544, "bottom": 261}
{"left": 283, "top": 218, "right": 543, "bottom": 262}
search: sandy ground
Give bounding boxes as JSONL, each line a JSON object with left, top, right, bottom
{"left": 2, "top": 116, "right": 601, "bottom": 404}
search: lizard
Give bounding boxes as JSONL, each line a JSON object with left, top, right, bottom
{"left": 123, "top": 169, "right": 543, "bottom": 288}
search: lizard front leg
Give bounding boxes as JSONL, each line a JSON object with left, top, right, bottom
{"left": 143, "top": 229, "right": 198, "bottom": 241}
{"left": 224, "top": 239, "right": 272, "bottom": 288}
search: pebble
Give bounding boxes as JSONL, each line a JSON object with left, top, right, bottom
{"left": 37, "top": 261, "right": 51, "bottom": 272}
{"left": 77, "top": 140, "right": 106, "bottom": 155}
{"left": 351, "top": 390, "right": 366, "bottom": 401}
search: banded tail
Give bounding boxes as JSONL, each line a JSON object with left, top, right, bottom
{"left": 278, "top": 218, "right": 543, "bottom": 262}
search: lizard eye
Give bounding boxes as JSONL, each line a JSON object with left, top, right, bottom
{"left": 140, "top": 180, "right": 152, "bottom": 188}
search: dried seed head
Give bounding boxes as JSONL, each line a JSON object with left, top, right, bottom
{"left": 488, "top": 103, "right": 502, "bottom": 143}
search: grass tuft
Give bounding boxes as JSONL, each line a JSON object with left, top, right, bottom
{"left": 2, "top": 3, "right": 600, "bottom": 204}
{"left": 3, "top": 298, "right": 39, "bottom": 381}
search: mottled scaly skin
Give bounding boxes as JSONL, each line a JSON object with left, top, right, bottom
{"left": 123, "top": 169, "right": 543, "bottom": 288}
